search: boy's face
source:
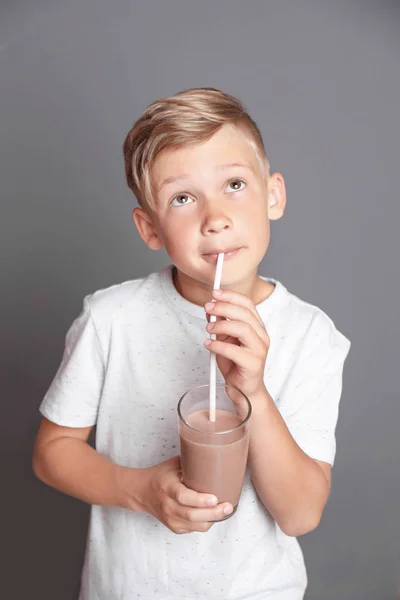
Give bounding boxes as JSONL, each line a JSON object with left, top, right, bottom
{"left": 133, "top": 124, "right": 285, "bottom": 291}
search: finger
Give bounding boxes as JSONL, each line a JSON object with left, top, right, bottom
{"left": 175, "top": 521, "right": 212, "bottom": 534}
{"left": 212, "top": 289, "right": 266, "bottom": 326}
{"left": 206, "top": 302, "right": 269, "bottom": 345}
{"left": 180, "top": 503, "right": 234, "bottom": 524}
{"left": 175, "top": 483, "right": 218, "bottom": 509}
{"left": 190, "top": 522, "right": 213, "bottom": 533}
{"left": 205, "top": 312, "right": 223, "bottom": 324}
{"left": 204, "top": 338, "right": 265, "bottom": 371}
{"left": 175, "top": 528, "right": 192, "bottom": 534}
{"left": 205, "top": 301, "right": 269, "bottom": 347}
{"left": 206, "top": 319, "right": 267, "bottom": 355}
{"left": 206, "top": 298, "right": 265, "bottom": 329}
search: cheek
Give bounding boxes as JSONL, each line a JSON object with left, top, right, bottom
{"left": 258, "top": 214, "right": 270, "bottom": 243}
{"left": 251, "top": 221, "right": 270, "bottom": 252}
{"left": 162, "top": 218, "right": 196, "bottom": 254}
{"left": 241, "top": 201, "right": 270, "bottom": 237}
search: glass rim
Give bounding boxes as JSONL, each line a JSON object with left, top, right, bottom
{"left": 177, "top": 383, "right": 252, "bottom": 435}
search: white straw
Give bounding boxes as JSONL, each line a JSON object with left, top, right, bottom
{"left": 209, "top": 253, "right": 225, "bottom": 422}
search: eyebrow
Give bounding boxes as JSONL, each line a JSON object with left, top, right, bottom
{"left": 157, "top": 162, "right": 253, "bottom": 191}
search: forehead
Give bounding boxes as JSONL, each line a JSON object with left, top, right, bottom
{"left": 152, "top": 124, "right": 264, "bottom": 184}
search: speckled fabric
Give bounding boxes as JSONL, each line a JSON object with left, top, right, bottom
{"left": 40, "top": 264, "right": 351, "bottom": 600}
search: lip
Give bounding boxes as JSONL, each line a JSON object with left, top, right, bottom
{"left": 202, "top": 247, "right": 242, "bottom": 264}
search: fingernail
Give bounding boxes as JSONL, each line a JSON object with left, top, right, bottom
{"left": 206, "top": 323, "right": 214, "bottom": 332}
{"left": 204, "top": 339, "right": 212, "bottom": 347}
{"left": 223, "top": 504, "right": 233, "bottom": 515}
{"left": 213, "top": 289, "right": 223, "bottom": 296}
{"left": 207, "top": 496, "right": 217, "bottom": 506}
{"left": 205, "top": 302, "right": 215, "bottom": 311}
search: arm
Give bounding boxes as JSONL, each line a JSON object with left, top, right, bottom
{"left": 248, "top": 390, "right": 331, "bottom": 537}
{"left": 204, "top": 289, "right": 333, "bottom": 538}
{"left": 34, "top": 300, "right": 232, "bottom": 531}
{"left": 32, "top": 417, "right": 233, "bottom": 532}
{"left": 32, "top": 417, "right": 146, "bottom": 511}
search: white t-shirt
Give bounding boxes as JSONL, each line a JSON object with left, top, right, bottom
{"left": 39, "top": 264, "right": 351, "bottom": 600}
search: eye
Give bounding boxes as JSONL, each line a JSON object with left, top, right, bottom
{"left": 226, "top": 178, "right": 246, "bottom": 193}
{"left": 170, "top": 193, "right": 194, "bottom": 207}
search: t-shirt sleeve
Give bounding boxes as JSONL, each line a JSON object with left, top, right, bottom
{"left": 278, "top": 312, "right": 351, "bottom": 466}
{"left": 39, "top": 296, "right": 104, "bottom": 427}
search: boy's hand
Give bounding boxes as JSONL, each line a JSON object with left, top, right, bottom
{"left": 204, "top": 288, "right": 270, "bottom": 400}
{"left": 138, "top": 456, "right": 233, "bottom": 534}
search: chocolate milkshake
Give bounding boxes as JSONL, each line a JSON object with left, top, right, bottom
{"left": 180, "top": 409, "right": 249, "bottom": 509}
{"left": 178, "top": 384, "right": 252, "bottom": 520}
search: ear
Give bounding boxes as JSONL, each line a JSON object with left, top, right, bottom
{"left": 132, "top": 208, "right": 164, "bottom": 250}
{"left": 267, "top": 172, "right": 286, "bottom": 221}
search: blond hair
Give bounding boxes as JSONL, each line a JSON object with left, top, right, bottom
{"left": 123, "top": 87, "right": 270, "bottom": 213}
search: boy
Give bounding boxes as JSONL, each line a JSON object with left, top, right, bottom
{"left": 33, "top": 87, "right": 351, "bottom": 599}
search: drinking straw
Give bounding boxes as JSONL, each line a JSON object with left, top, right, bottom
{"left": 209, "top": 253, "right": 225, "bottom": 422}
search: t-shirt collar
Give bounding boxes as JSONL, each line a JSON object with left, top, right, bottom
{"left": 160, "top": 264, "right": 286, "bottom": 320}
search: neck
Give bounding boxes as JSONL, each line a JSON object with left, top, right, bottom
{"left": 172, "top": 266, "right": 275, "bottom": 307}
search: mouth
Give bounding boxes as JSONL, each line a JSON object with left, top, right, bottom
{"left": 202, "top": 247, "right": 242, "bottom": 264}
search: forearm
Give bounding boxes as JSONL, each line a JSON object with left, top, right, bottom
{"left": 33, "top": 437, "right": 147, "bottom": 512}
{"left": 248, "top": 390, "right": 330, "bottom": 537}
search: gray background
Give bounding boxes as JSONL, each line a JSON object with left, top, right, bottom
{"left": 1, "top": 1, "right": 399, "bottom": 598}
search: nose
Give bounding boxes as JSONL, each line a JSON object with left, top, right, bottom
{"left": 201, "top": 204, "right": 233, "bottom": 235}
